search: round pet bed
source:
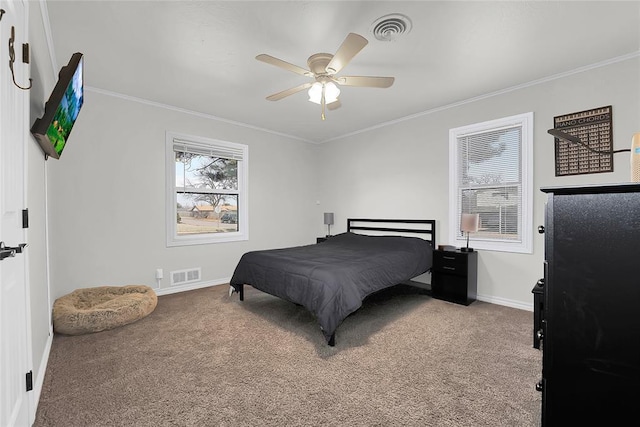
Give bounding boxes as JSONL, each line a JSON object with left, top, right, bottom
{"left": 53, "top": 285, "right": 157, "bottom": 335}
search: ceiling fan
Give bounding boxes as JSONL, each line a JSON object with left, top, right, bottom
{"left": 256, "top": 33, "right": 394, "bottom": 120}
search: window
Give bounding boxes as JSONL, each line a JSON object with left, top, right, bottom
{"left": 449, "top": 112, "right": 533, "bottom": 253}
{"left": 166, "top": 131, "right": 248, "bottom": 246}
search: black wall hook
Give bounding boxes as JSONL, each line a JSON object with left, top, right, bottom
{"left": 9, "top": 26, "right": 32, "bottom": 90}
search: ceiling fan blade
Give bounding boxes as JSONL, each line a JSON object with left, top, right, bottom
{"left": 256, "top": 54, "right": 311, "bottom": 76}
{"left": 326, "top": 33, "right": 368, "bottom": 74}
{"left": 335, "top": 76, "right": 395, "bottom": 88}
{"left": 327, "top": 99, "right": 341, "bottom": 110}
{"left": 266, "top": 82, "right": 313, "bottom": 101}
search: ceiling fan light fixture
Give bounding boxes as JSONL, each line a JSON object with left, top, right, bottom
{"left": 325, "top": 82, "right": 340, "bottom": 103}
{"left": 308, "top": 81, "right": 340, "bottom": 105}
{"left": 307, "top": 82, "right": 322, "bottom": 104}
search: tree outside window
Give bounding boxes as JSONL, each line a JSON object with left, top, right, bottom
{"left": 166, "top": 132, "right": 248, "bottom": 246}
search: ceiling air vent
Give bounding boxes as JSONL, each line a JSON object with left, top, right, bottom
{"left": 370, "top": 13, "right": 412, "bottom": 42}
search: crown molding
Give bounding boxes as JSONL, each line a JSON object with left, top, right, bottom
{"left": 38, "top": 1, "right": 638, "bottom": 147}
{"left": 85, "top": 86, "right": 315, "bottom": 144}
{"left": 321, "top": 51, "right": 640, "bottom": 144}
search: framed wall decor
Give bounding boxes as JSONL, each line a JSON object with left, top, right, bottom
{"left": 553, "top": 105, "right": 613, "bottom": 176}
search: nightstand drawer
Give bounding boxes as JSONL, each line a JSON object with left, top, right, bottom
{"left": 432, "top": 251, "right": 468, "bottom": 275}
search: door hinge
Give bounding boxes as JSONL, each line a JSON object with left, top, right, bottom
{"left": 22, "top": 43, "right": 30, "bottom": 64}
{"left": 26, "top": 370, "right": 33, "bottom": 392}
{"left": 22, "top": 209, "right": 28, "bottom": 228}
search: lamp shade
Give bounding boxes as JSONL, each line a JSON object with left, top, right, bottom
{"left": 323, "top": 212, "right": 334, "bottom": 225}
{"left": 460, "top": 213, "right": 479, "bottom": 233}
{"left": 308, "top": 82, "right": 340, "bottom": 105}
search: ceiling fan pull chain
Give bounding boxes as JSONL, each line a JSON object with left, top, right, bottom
{"left": 321, "top": 84, "right": 326, "bottom": 120}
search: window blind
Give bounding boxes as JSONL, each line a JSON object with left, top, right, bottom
{"left": 173, "top": 138, "right": 244, "bottom": 160}
{"left": 457, "top": 125, "right": 522, "bottom": 242}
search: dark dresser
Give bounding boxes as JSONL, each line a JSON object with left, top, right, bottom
{"left": 536, "top": 183, "right": 640, "bottom": 426}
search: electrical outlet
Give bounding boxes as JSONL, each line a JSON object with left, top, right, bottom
{"left": 156, "top": 269, "right": 163, "bottom": 280}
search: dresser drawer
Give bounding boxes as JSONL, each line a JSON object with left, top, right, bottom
{"left": 432, "top": 251, "right": 468, "bottom": 275}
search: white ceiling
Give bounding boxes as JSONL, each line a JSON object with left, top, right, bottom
{"left": 45, "top": 1, "right": 640, "bottom": 143}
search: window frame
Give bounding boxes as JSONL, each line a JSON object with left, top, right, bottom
{"left": 448, "top": 112, "right": 533, "bottom": 254}
{"left": 165, "top": 131, "right": 248, "bottom": 246}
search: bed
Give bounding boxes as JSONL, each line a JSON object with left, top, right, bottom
{"left": 229, "top": 219, "right": 435, "bottom": 346}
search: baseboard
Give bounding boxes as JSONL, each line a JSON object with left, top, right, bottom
{"left": 153, "top": 279, "right": 534, "bottom": 311}
{"left": 476, "top": 293, "right": 533, "bottom": 312}
{"left": 154, "top": 278, "right": 230, "bottom": 296}
{"left": 31, "top": 329, "right": 54, "bottom": 422}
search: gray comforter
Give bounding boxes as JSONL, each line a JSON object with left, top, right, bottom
{"left": 229, "top": 232, "right": 433, "bottom": 343}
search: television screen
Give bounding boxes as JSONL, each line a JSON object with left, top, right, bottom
{"left": 31, "top": 52, "right": 84, "bottom": 159}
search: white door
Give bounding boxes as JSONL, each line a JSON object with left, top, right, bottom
{"left": 0, "top": 1, "right": 32, "bottom": 426}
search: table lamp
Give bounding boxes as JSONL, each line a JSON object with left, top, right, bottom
{"left": 460, "top": 213, "right": 479, "bottom": 252}
{"left": 324, "top": 212, "right": 334, "bottom": 237}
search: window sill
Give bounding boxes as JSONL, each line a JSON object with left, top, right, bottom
{"left": 167, "top": 232, "right": 248, "bottom": 247}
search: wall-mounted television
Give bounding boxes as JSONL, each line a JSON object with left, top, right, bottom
{"left": 31, "top": 52, "right": 84, "bottom": 160}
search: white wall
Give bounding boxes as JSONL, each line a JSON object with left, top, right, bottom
{"left": 45, "top": 56, "right": 640, "bottom": 308}
{"left": 46, "top": 91, "right": 320, "bottom": 299}
{"left": 317, "top": 57, "right": 639, "bottom": 309}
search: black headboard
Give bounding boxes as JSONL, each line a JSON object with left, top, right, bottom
{"left": 347, "top": 218, "right": 436, "bottom": 248}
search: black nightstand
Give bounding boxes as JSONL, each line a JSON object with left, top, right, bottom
{"left": 431, "top": 249, "right": 477, "bottom": 305}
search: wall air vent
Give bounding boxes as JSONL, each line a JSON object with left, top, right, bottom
{"left": 171, "top": 267, "right": 201, "bottom": 286}
{"left": 370, "top": 13, "right": 412, "bottom": 42}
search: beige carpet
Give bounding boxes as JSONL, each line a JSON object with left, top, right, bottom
{"left": 35, "top": 284, "right": 542, "bottom": 426}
